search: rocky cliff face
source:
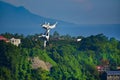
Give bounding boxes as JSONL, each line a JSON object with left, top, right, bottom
{"left": 29, "top": 57, "right": 52, "bottom": 71}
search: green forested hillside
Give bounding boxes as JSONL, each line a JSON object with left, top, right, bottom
{"left": 0, "top": 33, "right": 120, "bottom": 80}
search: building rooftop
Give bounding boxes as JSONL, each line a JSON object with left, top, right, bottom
{"left": 0, "top": 36, "right": 9, "bottom": 42}
{"left": 106, "top": 71, "right": 120, "bottom": 75}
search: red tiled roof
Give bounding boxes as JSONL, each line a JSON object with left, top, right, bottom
{"left": 0, "top": 36, "right": 5, "bottom": 38}
{"left": 0, "top": 36, "right": 9, "bottom": 42}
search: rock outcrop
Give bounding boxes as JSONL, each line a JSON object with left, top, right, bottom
{"left": 29, "top": 57, "right": 52, "bottom": 71}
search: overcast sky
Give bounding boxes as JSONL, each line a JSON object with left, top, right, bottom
{"left": 1, "top": 0, "right": 120, "bottom": 24}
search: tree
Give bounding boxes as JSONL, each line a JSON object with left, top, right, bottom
{"left": 53, "top": 31, "right": 60, "bottom": 38}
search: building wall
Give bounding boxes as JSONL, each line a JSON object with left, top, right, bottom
{"left": 107, "top": 75, "right": 120, "bottom": 80}
{"left": 106, "top": 71, "right": 120, "bottom": 80}
{"left": 10, "top": 38, "right": 21, "bottom": 46}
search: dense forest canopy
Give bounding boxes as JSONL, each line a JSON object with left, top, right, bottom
{"left": 0, "top": 32, "right": 120, "bottom": 80}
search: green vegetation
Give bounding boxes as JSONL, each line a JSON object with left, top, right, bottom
{"left": 0, "top": 32, "right": 120, "bottom": 80}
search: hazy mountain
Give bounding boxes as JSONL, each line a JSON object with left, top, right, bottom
{"left": 0, "top": 1, "right": 77, "bottom": 34}
{"left": 0, "top": 1, "right": 120, "bottom": 40}
{"left": 0, "top": 1, "right": 56, "bottom": 34}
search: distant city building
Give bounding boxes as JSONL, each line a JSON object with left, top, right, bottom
{"left": 10, "top": 38, "right": 21, "bottom": 46}
{"left": 77, "top": 38, "right": 82, "bottom": 42}
{"left": 106, "top": 71, "right": 120, "bottom": 80}
{"left": 0, "top": 36, "right": 9, "bottom": 42}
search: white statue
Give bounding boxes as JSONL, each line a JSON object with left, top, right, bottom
{"left": 39, "top": 22, "right": 57, "bottom": 47}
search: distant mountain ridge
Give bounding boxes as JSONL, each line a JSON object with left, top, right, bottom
{"left": 0, "top": 1, "right": 79, "bottom": 34}
{"left": 0, "top": 1, "right": 59, "bottom": 34}
{"left": 0, "top": 1, "right": 120, "bottom": 40}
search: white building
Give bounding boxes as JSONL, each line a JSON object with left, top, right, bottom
{"left": 10, "top": 38, "right": 21, "bottom": 46}
{"left": 77, "top": 38, "right": 82, "bottom": 42}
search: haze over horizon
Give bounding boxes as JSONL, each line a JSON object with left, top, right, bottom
{"left": 0, "top": 0, "right": 120, "bottom": 40}
{"left": 1, "top": 0, "right": 120, "bottom": 24}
